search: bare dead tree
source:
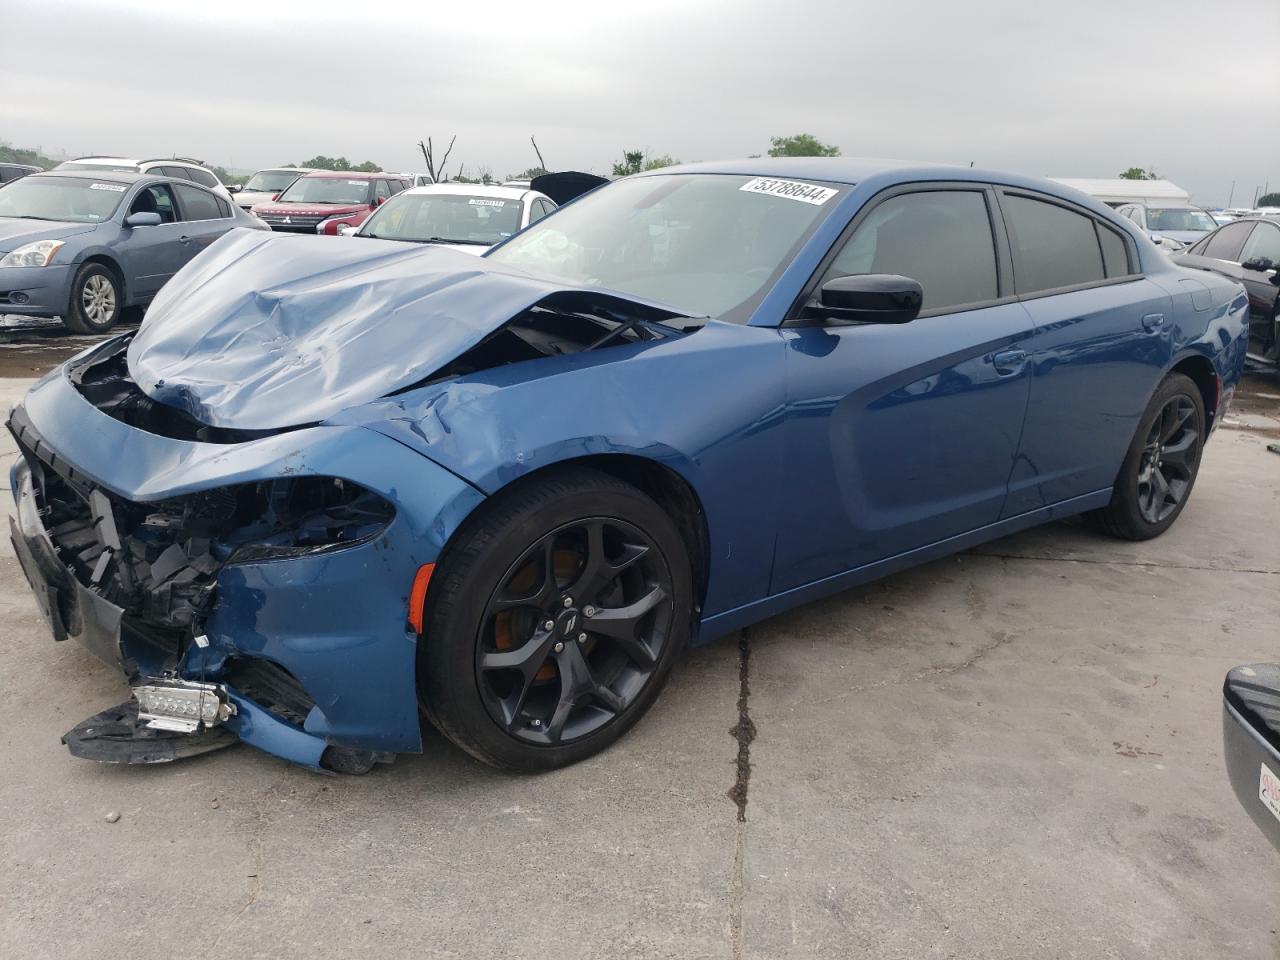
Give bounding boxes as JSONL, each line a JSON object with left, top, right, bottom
{"left": 530, "top": 135, "right": 547, "bottom": 172}
{"left": 417, "top": 135, "right": 457, "bottom": 182}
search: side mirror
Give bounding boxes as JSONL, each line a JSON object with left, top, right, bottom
{"left": 376, "top": 196, "right": 389, "bottom": 206}
{"left": 1242, "top": 256, "right": 1276, "bottom": 272}
{"left": 124, "top": 212, "right": 162, "bottom": 228}
{"left": 339, "top": 225, "right": 360, "bottom": 237}
{"left": 808, "top": 274, "right": 923, "bottom": 324}
{"left": 226, "top": 184, "right": 242, "bottom": 194}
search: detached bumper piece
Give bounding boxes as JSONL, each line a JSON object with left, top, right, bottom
{"left": 1222, "top": 663, "right": 1280, "bottom": 851}
{"left": 63, "top": 697, "right": 238, "bottom": 765}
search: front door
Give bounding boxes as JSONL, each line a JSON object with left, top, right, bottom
{"left": 115, "top": 183, "right": 185, "bottom": 299}
{"left": 773, "top": 185, "right": 1035, "bottom": 592}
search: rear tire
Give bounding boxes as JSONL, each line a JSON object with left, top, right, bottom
{"left": 64, "top": 262, "right": 121, "bottom": 334}
{"left": 1088, "top": 372, "right": 1205, "bottom": 540}
{"left": 419, "top": 467, "right": 692, "bottom": 771}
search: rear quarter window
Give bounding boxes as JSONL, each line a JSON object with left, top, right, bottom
{"left": 1002, "top": 193, "right": 1105, "bottom": 294}
{"left": 1097, "top": 222, "right": 1132, "bottom": 278}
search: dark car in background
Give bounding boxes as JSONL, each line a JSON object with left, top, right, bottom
{"left": 0, "top": 171, "right": 267, "bottom": 332}
{"left": 0, "top": 163, "right": 42, "bottom": 185}
{"left": 251, "top": 171, "right": 411, "bottom": 235}
{"left": 1176, "top": 218, "right": 1280, "bottom": 365}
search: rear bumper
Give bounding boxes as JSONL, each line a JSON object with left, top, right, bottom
{"left": 8, "top": 367, "right": 486, "bottom": 769}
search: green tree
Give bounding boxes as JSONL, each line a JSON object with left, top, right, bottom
{"left": 0, "top": 142, "right": 57, "bottom": 169}
{"left": 297, "top": 155, "right": 382, "bottom": 172}
{"left": 509, "top": 166, "right": 549, "bottom": 181}
{"left": 612, "top": 149, "right": 679, "bottom": 176}
{"left": 768, "top": 134, "right": 840, "bottom": 158}
{"left": 1258, "top": 192, "right": 1280, "bottom": 207}
{"left": 209, "top": 165, "right": 248, "bottom": 187}
{"left": 1118, "top": 167, "right": 1159, "bottom": 180}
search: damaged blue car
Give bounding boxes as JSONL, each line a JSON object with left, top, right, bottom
{"left": 8, "top": 159, "right": 1249, "bottom": 773}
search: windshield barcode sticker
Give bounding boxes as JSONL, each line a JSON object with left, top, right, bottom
{"left": 347, "top": 180, "right": 366, "bottom": 186}
{"left": 469, "top": 199, "right": 505, "bottom": 206}
{"left": 90, "top": 183, "right": 127, "bottom": 192}
{"left": 740, "top": 178, "right": 836, "bottom": 205}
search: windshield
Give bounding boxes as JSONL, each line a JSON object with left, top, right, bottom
{"left": 277, "top": 177, "right": 371, "bottom": 205}
{"left": 55, "top": 160, "right": 140, "bottom": 173}
{"left": 244, "top": 170, "right": 305, "bottom": 192}
{"left": 486, "top": 174, "right": 842, "bottom": 322}
{"left": 0, "top": 176, "right": 126, "bottom": 223}
{"left": 1148, "top": 207, "right": 1216, "bottom": 232}
{"left": 361, "top": 193, "right": 523, "bottom": 245}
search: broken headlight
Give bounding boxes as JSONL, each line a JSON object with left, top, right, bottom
{"left": 226, "top": 477, "right": 396, "bottom": 564}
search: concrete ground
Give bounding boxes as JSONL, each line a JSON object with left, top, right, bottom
{"left": 0, "top": 372, "right": 1277, "bottom": 960}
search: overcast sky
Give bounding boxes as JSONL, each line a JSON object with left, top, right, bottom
{"left": 2, "top": 0, "right": 1277, "bottom": 205}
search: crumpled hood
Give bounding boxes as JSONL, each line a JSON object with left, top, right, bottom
{"left": 0, "top": 218, "right": 97, "bottom": 252}
{"left": 126, "top": 229, "right": 623, "bottom": 431}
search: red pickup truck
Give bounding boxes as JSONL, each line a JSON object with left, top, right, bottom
{"left": 251, "top": 171, "right": 411, "bottom": 235}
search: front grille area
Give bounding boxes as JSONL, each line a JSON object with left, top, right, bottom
{"left": 258, "top": 212, "right": 325, "bottom": 232}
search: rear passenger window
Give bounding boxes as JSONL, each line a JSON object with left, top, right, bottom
{"left": 1239, "top": 222, "right": 1280, "bottom": 265}
{"left": 1203, "top": 221, "right": 1256, "bottom": 263}
{"left": 174, "top": 183, "right": 224, "bottom": 221}
{"left": 185, "top": 167, "right": 220, "bottom": 188}
{"left": 1002, "top": 194, "right": 1104, "bottom": 294}
{"left": 825, "top": 190, "right": 998, "bottom": 314}
{"left": 1096, "top": 223, "right": 1131, "bottom": 277}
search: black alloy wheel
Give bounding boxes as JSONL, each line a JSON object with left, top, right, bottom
{"left": 419, "top": 468, "right": 693, "bottom": 771}
{"left": 1135, "top": 394, "right": 1199, "bottom": 524}
{"left": 1090, "top": 372, "right": 1205, "bottom": 541}
{"left": 476, "top": 517, "right": 673, "bottom": 745}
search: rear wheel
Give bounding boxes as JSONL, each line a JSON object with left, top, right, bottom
{"left": 419, "top": 468, "right": 692, "bottom": 771}
{"left": 64, "top": 263, "right": 121, "bottom": 333}
{"left": 1089, "top": 372, "right": 1205, "bottom": 540}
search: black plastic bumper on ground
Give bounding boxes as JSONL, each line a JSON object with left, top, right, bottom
{"left": 1222, "top": 663, "right": 1280, "bottom": 851}
{"left": 62, "top": 700, "right": 238, "bottom": 765}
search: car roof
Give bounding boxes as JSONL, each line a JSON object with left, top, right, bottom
{"left": 65, "top": 156, "right": 139, "bottom": 164}
{"left": 637, "top": 157, "right": 1149, "bottom": 217}
{"left": 400, "top": 183, "right": 534, "bottom": 201}
{"left": 29, "top": 169, "right": 151, "bottom": 185}
{"left": 301, "top": 171, "right": 397, "bottom": 180}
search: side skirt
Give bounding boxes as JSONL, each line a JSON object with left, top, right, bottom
{"left": 695, "top": 488, "right": 1112, "bottom": 644}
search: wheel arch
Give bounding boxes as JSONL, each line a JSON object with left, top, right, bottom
{"left": 74, "top": 252, "right": 129, "bottom": 306}
{"left": 451, "top": 453, "right": 712, "bottom": 627}
{"left": 1168, "top": 350, "right": 1219, "bottom": 430}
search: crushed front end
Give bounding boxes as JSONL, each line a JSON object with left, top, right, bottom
{"left": 8, "top": 337, "right": 484, "bottom": 771}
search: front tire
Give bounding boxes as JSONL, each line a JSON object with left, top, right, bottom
{"left": 1090, "top": 372, "right": 1205, "bottom": 540}
{"left": 64, "top": 263, "right": 121, "bottom": 334}
{"left": 419, "top": 468, "right": 693, "bottom": 771}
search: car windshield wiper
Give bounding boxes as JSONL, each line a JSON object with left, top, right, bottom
{"left": 4, "top": 215, "right": 59, "bottom": 221}
{"left": 420, "top": 237, "right": 490, "bottom": 245}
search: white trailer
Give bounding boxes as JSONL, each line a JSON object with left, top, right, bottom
{"left": 1048, "top": 178, "right": 1190, "bottom": 207}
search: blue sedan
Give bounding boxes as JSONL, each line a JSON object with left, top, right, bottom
{"left": 0, "top": 170, "right": 266, "bottom": 332}
{"left": 7, "top": 159, "right": 1249, "bottom": 773}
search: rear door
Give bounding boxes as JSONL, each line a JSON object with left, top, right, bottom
{"left": 997, "top": 189, "right": 1173, "bottom": 513}
{"left": 773, "top": 183, "right": 1036, "bottom": 591}
{"left": 172, "top": 183, "right": 235, "bottom": 261}
{"left": 1236, "top": 221, "right": 1280, "bottom": 361}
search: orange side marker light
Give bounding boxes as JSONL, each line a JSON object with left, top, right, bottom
{"left": 408, "top": 563, "right": 436, "bottom": 635}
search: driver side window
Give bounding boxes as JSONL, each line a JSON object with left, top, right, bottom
{"left": 823, "top": 190, "right": 999, "bottom": 315}
{"left": 130, "top": 184, "right": 177, "bottom": 224}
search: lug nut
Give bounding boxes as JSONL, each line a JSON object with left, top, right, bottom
{"left": 562, "top": 596, "right": 574, "bottom": 608}
{"left": 531, "top": 719, "right": 542, "bottom": 727}
{"left": 543, "top": 620, "right": 554, "bottom": 631}
{"left": 554, "top": 641, "right": 564, "bottom": 653}
{"left": 583, "top": 605, "right": 596, "bottom": 617}
{"left": 578, "top": 633, "right": 588, "bottom": 643}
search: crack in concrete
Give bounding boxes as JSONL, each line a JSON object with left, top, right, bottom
{"left": 727, "top": 629, "right": 754, "bottom": 960}
{"left": 969, "top": 550, "right": 1280, "bottom": 576}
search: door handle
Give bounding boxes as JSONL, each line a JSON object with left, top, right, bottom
{"left": 991, "top": 349, "right": 1028, "bottom": 375}
{"left": 178, "top": 235, "right": 192, "bottom": 244}
{"left": 1141, "top": 313, "right": 1165, "bottom": 332}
